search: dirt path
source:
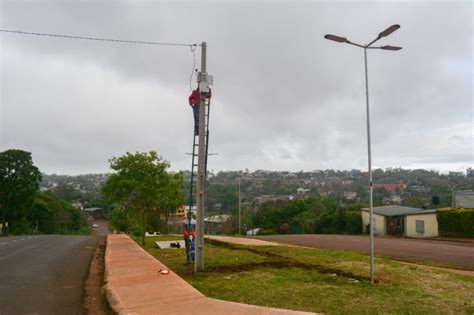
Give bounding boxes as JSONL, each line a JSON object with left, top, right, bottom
{"left": 256, "top": 234, "right": 474, "bottom": 271}
{"left": 84, "top": 237, "right": 115, "bottom": 314}
{"left": 84, "top": 219, "right": 113, "bottom": 314}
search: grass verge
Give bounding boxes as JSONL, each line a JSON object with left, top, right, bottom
{"left": 138, "top": 235, "right": 474, "bottom": 314}
{"left": 130, "top": 234, "right": 182, "bottom": 243}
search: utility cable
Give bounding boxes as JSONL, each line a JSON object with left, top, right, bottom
{"left": 1, "top": 28, "right": 200, "bottom": 90}
{"left": 189, "top": 45, "right": 197, "bottom": 90}
{"left": 378, "top": 136, "right": 473, "bottom": 167}
{"left": 0, "top": 29, "right": 198, "bottom": 47}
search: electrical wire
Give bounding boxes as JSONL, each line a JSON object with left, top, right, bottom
{"left": 1, "top": 29, "right": 200, "bottom": 90}
{"left": 0, "top": 29, "right": 198, "bottom": 47}
{"left": 378, "top": 135, "right": 473, "bottom": 168}
{"left": 189, "top": 45, "right": 197, "bottom": 91}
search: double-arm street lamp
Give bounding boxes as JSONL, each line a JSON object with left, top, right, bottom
{"left": 324, "top": 25, "right": 402, "bottom": 284}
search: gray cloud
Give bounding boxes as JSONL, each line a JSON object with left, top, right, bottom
{"left": 1, "top": 0, "right": 472, "bottom": 175}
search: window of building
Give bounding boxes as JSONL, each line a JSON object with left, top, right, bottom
{"left": 416, "top": 220, "right": 425, "bottom": 234}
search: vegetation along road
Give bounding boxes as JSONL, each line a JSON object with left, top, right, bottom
{"left": 0, "top": 235, "right": 97, "bottom": 314}
{"left": 256, "top": 234, "right": 474, "bottom": 270}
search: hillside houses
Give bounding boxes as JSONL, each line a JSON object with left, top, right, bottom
{"left": 373, "top": 180, "right": 407, "bottom": 193}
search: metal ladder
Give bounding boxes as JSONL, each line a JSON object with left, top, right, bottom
{"left": 187, "top": 97, "right": 211, "bottom": 227}
{"left": 185, "top": 97, "right": 211, "bottom": 263}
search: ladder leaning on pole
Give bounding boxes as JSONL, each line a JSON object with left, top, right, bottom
{"left": 186, "top": 96, "right": 211, "bottom": 262}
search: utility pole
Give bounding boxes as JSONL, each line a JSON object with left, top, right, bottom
{"left": 238, "top": 178, "right": 242, "bottom": 235}
{"left": 252, "top": 200, "right": 255, "bottom": 236}
{"left": 195, "top": 42, "right": 207, "bottom": 272}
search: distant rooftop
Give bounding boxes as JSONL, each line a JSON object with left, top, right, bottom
{"left": 361, "top": 205, "right": 435, "bottom": 217}
{"left": 84, "top": 207, "right": 102, "bottom": 212}
{"left": 454, "top": 190, "right": 474, "bottom": 208}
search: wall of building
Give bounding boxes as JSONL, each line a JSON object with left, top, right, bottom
{"left": 405, "top": 213, "right": 438, "bottom": 238}
{"left": 361, "top": 211, "right": 386, "bottom": 235}
{"left": 454, "top": 190, "right": 474, "bottom": 208}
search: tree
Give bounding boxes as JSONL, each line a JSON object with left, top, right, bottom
{"left": 29, "top": 192, "right": 89, "bottom": 234}
{"left": 101, "top": 151, "right": 172, "bottom": 245}
{"left": 158, "top": 172, "right": 185, "bottom": 234}
{"left": 0, "top": 149, "right": 42, "bottom": 233}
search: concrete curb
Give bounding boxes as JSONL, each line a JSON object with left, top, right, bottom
{"left": 104, "top": 234, "right": 317, "bottom": 315}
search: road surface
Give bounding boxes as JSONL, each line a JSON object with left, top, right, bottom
{"left": 0, "top": 234, "right": 97, "bottom": 315}
{"left": 256, "top": 234, "right": 474, "bottom": 269}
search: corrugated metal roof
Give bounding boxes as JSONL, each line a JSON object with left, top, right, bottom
{"left": 361, "top": 205, "right": 433, "bottom": 217}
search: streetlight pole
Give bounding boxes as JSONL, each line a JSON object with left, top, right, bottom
{"left": 324, "top": 25, "right": 402, "bottom": 284}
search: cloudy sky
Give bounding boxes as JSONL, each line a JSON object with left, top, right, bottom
{"left": 1, "top": 0, "right": 472, "bottom": 175}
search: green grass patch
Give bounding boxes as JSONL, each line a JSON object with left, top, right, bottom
{"left": 138, "top": 237, "right": 474, "bottom": 314}
{"left": 131, "top": 234, "right": 182, "bottom": 243}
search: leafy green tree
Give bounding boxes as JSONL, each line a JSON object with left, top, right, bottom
{"left": 0, "top": 149, "right": 42, "bottom": 233}
{"left": 158, "top": 172, "right": 185, "bottom": 234}
{"left": 101, "top": 151, "right": 171, "bottom": 245}
{"left": 29, "top": 192, "right": 89, "bottom": 234}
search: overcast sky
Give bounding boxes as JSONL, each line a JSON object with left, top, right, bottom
{"left": 1, "top": 0, "right": 472, "bottom": 175}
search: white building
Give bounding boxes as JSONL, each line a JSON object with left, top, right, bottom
{"left": 454, "top": 190, "right": 474, "bottom": 208}
{"left": 361, "top": 206, "right": 438, "bottom": 238}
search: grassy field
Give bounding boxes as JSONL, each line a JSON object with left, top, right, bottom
{"left": 138, "top": 236, "right": 474, "bottom": 314}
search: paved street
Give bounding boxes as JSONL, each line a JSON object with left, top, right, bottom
{"left": 256, "top": 234, "right": 474, "bottom": 269}
{"left": 0, "top": 234, "right": 97, "bottom": 315}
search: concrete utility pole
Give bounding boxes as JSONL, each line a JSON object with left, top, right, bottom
{"left": 238, "top": 178, "right": 242, "bottom": 235}
{"left": 195, "top": 42, "right": 207, "bottom": 272}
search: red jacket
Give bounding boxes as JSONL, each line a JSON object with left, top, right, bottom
{"left": 188, "top": 88, "right": 212, "bottom": 106}
{"left": 188, "top": 89, "right": 199, "bottom": 106}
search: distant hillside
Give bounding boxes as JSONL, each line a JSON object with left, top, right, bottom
{"left": 41, "top": 168, "right": 474, "bottom": 214}
{"left": 41, "top": 173, "right": 110, "bottom": 209}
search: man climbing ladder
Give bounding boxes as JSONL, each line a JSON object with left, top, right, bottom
{"left": 188, "top": 84, "right": 211, "bottom": 135}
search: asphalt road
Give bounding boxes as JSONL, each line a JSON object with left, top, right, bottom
{"left": 256, "top": 234, "right": 474, "bottom": 269}
{"left": 0, "top": 234, "right": 97, "bottom": 315}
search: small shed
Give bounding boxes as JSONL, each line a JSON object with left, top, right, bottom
{"left": 405, "top": 210, "right": 438, "bottom": 238}
{"left": 361, "top": 206, "right": 438, "bottom": 238}
{"left": 204, "top": 214, "right": 230, "bottom": 235}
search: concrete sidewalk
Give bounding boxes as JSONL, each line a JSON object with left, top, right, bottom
{"left": 105, "top": 234, "right": 316, "bottom": 315}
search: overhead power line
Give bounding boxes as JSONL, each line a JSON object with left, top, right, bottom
{"left": 378, "top": 135, "right": 473, "bottom": 167}
{"left": 0, "top": 29, "right": 198, "bottom": 47}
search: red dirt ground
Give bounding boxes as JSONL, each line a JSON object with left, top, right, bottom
{"left": 256, "top": 234, "right": 474, "bottom": 270}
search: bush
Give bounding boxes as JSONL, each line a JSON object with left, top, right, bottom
{"left": 437, "top": 208, "right": 474, "bottom": 237}
{"left": 345, "top": 211, "right": 363, "bottom": 235}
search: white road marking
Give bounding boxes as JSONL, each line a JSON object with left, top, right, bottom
{"left": 0, "top": 242, "right": 7, "bottom": 245}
